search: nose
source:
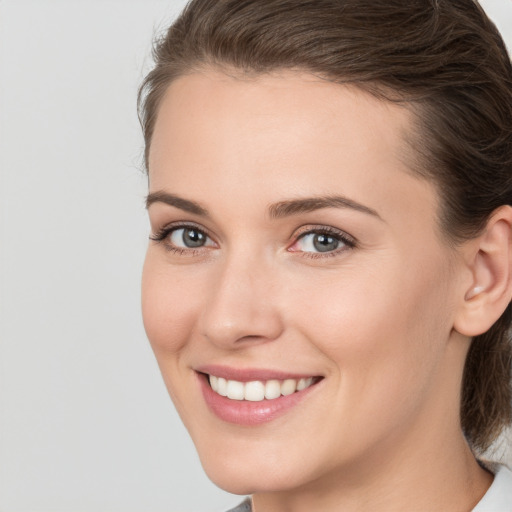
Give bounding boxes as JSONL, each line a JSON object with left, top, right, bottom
{"left": 199, "top": 253, "right": 284, "bottom": 349}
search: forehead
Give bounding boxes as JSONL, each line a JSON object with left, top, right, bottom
{"left": 150, "top": 69, "right": 412, "bottom": 176}
{"left": 149, "top": 69, "right": 438, "bottom": 229}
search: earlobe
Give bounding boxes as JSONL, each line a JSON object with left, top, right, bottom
{"left": 454, "top": 205, "right": 512, "bottom": 337}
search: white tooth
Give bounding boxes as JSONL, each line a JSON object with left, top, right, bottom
{"left": 306, "top": 377, "right": 314, "bottom": 387}
{"left": 297, "top": 378, "right": 307, "bottom": 391}
{"left": 244, "top": 381, "right": 265, "bottom": 401}
{"left": 209, "top": 375, "right": 219, "bottom": 392}
{"left": 281, "top": 379, "right": 297, "bottom": 396}
{"left": 217, "top": 377, "right": 228, "bottom": 397}
{"left": 227, "top": 380, "right": 245, "bottom": 400}
{"left": 265, "top": 379, "right": 281, "bottom": 399}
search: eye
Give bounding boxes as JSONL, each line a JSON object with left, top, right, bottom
{"left": 170, "top": 227, "right": 210, "bottom": 248}
{"left": 297, "top": 232, "right": 341, "bottom": 252}
{"left": 150, "top": 224, "right": 216, "bottom": 252}
{"left": 289, "top": 227, "right": 355, "bottom": 256}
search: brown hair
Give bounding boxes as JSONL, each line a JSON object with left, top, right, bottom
{"left": 138, "top": 0, "right": 512, "bottom": 453}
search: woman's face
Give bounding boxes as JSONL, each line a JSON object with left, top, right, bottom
{"left": 142, "top": 70, "right": 468, "bottom": 494}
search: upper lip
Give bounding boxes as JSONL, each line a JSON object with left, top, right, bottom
{"left": 195, "top": 364, "right": 321, "bottom": 382}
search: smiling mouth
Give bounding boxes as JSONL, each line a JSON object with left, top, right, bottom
{"left": 198, "top": 370, "right": 324, "bottom": 425}
{"left": 207, "top": 374, "right": 320, "bottom": 402}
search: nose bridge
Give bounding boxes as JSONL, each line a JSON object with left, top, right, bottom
{"left": 200, "top": 247, "right": 283, "bottom": 347}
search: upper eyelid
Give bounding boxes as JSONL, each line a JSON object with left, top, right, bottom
{"left": 151, "top": 221, "right": 214, "bottom": 239}
{"left": 292, "top": 224, "right": 357, "bottom": 244}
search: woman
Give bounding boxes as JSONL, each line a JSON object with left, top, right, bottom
{"left": 138, "top": 0, "right": 512, "bottom": 510}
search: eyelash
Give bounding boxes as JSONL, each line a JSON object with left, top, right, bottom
{"left": 149, "top": 222, "right": 214, "bottom": 256}
{"left": 149, "top": 223, "right": 357, "bottom": 258}
{"left": 291, "top": 226, "right": 356, "bottom": 259}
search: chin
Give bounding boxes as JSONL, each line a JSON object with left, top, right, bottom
{"left": 202, "top": 460, "right": 299, "bottom": 495}
{"left": 205, "top": 468, "right": 260, "bottom": 496}
{"left": 193, "top": 434, "right": 327, "bottom": 495}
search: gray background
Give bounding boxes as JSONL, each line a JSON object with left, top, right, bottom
{"left": 0, "top": 1, "right": 511, "bottom": 511}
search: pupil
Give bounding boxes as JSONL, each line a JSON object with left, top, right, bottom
{"left": 183, "top": 229, "right": 205, "bottom": 248}
{"left": 313, "top": 234, "right": 338, "bottom": 252}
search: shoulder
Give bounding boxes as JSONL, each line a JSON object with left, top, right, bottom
{"left": 472, "top": 463, "right": 512, "bottom": 511}
{"left": 226, "top": 497, "right": 252, "bottom": 512}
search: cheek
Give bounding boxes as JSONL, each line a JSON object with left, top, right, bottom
{"left": 141, "top": 252, "right": 200, "bottom": 355}
{"left": 296, "top": 248, "right": 451, "bottom": 349}
{"left": 141, "top": 252, "right": 208, "bottom": 418}
{"left": 286, "top": 252, "right": 454, "bottom": 421}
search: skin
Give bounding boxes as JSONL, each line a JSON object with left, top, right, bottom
{"left": 142, "top": 69, "right": 510, "bottom": 511}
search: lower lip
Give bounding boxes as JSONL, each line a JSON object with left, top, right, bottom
{"left": 198, "top": 373, "right": 320, "bottom": 426}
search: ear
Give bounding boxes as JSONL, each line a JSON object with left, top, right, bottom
{"left": 454, "top": 205, "right": 512, "bottom": 337}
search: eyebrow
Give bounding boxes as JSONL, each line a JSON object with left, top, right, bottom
{"left": 268, "top": 195, "right": 382, "bottom": 220}
{"left": 146, "top": 191, "right": 209, "bottom": 216}
{"left": 146, "top": 191, "right": 382, "bottom": 221}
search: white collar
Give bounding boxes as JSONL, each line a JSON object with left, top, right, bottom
{"left": 472, "top": 463, "right": 512, "bottom": 511}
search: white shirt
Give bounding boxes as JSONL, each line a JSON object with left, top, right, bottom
{"left": 473, "top": 464, "right": 512, "bottom": 511}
